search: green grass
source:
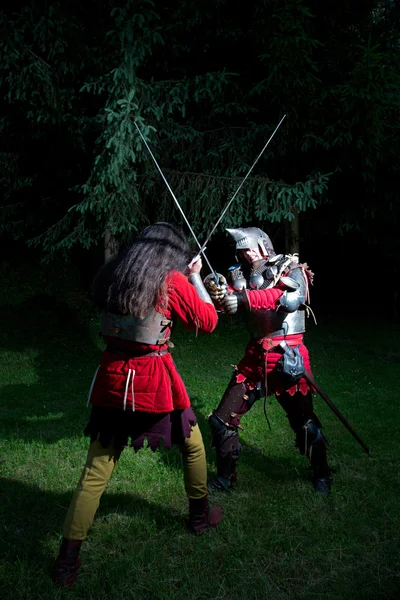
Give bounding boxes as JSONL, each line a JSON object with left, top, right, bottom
{"left": 1, "top": 269, "right": 400, "bottom": 599}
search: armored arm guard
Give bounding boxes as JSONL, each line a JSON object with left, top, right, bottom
{"left": 279, "top": 290, "right": 306, "bottom": 313}
{"left": 278, "top": 271, "right": 306, "bottom": 312}
{"left": 189, "top": 272, "right": 213, "bottom": 304}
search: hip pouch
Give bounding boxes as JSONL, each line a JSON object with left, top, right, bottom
{"left": 277, "top": 344, "right": 305, "bottom": 383}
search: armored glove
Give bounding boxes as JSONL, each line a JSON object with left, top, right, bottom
{"left": 203, "top": 273, "right": 228, "bottom": 304}
{"left": 222, "top": 291, "right": 249, "bottom": 315}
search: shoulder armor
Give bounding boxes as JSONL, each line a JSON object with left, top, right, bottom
{"left": 285, "top": 265, "right": 307, "bottom": 292}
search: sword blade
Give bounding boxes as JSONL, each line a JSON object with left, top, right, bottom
{"left": 199, "top": 114, "right": 286, "bottom": 253}
{"left": 134, "top": 122, "right": 217, "bottom": 278}
{"left": 278, "top": 340, "right": 372, "bottom": 458}
{"left": 303, "top": 368, "right": 373, "bottom": 458}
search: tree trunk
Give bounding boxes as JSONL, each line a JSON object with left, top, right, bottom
{"left": 284, "top": 212, "right": 300, "bottom": 255}
{"left": 104, "top": 228, "right": 119, "bottom": 263}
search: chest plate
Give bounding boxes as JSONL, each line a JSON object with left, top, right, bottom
{"left": 245, "top": 265, "right": 307, "bottom": 338}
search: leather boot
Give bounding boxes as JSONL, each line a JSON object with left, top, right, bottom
{"left": 311, "top": 439, "right": 333, "bottom": 496}
{"left": 313, "top": 474, "right": 333, "bottom": 496}
{"left": 187, "top": 496, "right": 222, "bottom": 535}
{"left": 208, "top": 442, "right": 239, "bottom": 492}
{"left": 51, "top": 538, "right": 82, "bottom": 588}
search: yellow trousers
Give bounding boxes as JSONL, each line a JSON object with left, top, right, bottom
{"left": 63, "top": 424, "right": 207, "bottom": 540}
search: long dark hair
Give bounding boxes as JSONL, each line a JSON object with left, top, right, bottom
{"left": 93, "top": 222, "right": 191, "bottom": 317}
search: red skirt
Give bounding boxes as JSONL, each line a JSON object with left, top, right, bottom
{"left": 235, "top": 334, "right": 315, "bottom": 396}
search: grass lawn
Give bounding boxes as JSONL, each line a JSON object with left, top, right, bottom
{"left": 0, "top": 266, "right": 399, "bottom": 599}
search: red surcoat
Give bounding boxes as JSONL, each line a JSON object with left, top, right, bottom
{"left": 89, "top": 271, "right": 217, "bottom": 413}
{"left": 234, "top": 287, "right": 313, "bottom": 396}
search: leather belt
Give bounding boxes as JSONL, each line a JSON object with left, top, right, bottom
{"left": 106, "top": 345, "right": 169, "bottom": 358}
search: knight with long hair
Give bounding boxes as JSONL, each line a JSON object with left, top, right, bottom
{"left": 52, "top": 222, "right": 222, "bottom": 589}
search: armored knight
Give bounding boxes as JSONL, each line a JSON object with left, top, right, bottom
{"left": 204, "top": 226, "right": 333, "bottom": 496}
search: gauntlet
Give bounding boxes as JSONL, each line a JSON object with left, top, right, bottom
{"left": 221, "top": 291, "right": 249, "bottom": 315}
{"left": 203, "top": 273, "right": 228, "bottom": 306}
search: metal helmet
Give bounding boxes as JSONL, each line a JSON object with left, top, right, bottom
{"left": 226, "top": 227, "right": 276, "bottom": 258}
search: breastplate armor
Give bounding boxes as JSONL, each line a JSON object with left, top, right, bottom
{"left": 101, "top": 308, "right": 173, "bottom": 345}
{"left": 245, "top": 266, "right": 307, "bottom": 338}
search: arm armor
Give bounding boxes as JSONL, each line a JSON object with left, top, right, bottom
{"left": 189, "top": 272, "right": 213, "bottom": 304}
{"left": 279, "top": 288, "right": 306, "bottom": 313}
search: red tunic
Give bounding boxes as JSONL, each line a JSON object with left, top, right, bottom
{"left": 234, "top": 287, "right": 313, "bottom": 396}
{"left": 89, "top": 271, "right": 217, "bottom": 413}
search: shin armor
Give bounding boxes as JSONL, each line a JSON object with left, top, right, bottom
{"left": 209, "top": 378, "right": 257, "bottom": 481}
{"left": 278, "top": 391, "right": 331, "bottom": 479}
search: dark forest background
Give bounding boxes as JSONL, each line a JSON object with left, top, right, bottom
{"left": 1, "top": 6, "right": 400, "bottom": 597}
{"left": 1, "top": 0, "right": 399, "bottom": 317}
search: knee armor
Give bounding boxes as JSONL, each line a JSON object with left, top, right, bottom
{"left": 209, "top": 413, "right": 241, "bottom": 481}
{"left": 208, "top": 413, "right": 241, "bottom": 456}
{"left": 209, "top": 413, "right": 237, "bottom": 439}
{"left": 305, "top": 420, "right": 323, "bottom": 445}
{"left": 296, "top": 419, "right": 324, "bottom": 457}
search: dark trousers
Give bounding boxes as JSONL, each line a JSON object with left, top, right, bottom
{"left": 210, "top": 376, "right": 330, "bottom": 480}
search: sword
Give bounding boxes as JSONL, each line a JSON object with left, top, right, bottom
{"left": 134, "top": 122, "right": 218, "bottom": 279}
{"left": 199, "top": 114, "right": 286, "bottom": 254}
{"left": 279, "top": 341, "right": 373, "bottom": 457}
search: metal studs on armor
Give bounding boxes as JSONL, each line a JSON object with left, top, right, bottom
{"left": 229, "top": 265, "right": 247, "bottom": 291}
{"left": 249, "top": 273, "right": 264, "bottom": 289}
{"left": 264, "top": 265, "right": 278, "bottom": 279}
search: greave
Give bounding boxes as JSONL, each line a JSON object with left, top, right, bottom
{"left": 214, "top": 430, "right": 241, "bottom": 481}
{"left": 310, "top": 438, "right": 331, "bottom": 479}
